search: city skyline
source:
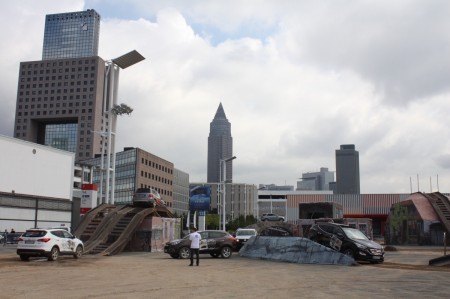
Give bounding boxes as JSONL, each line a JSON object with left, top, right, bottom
{"left": 1, "top": 1, "right": 450, "bottom": 193}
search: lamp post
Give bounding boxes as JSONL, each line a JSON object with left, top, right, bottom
{"left": 220, "top": 156, "right": 236, "bottom": 231}
{"left": 100, "top": 50, "right": 145, "bottom": 205}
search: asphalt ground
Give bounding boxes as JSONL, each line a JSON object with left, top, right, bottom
{"left": 0, "top": 244, "right": 449, "bottom": 299}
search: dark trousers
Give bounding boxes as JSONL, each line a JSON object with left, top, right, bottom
{"left": 190, "top": 248, "right": 199, "bottom": 265}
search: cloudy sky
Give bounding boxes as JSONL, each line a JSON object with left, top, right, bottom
{"left": 1, "top": 0, "right": 450, "bottom": 193}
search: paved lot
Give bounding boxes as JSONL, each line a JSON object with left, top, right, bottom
{"left": 0, "top": 245, "right": 449, "bottom": 299}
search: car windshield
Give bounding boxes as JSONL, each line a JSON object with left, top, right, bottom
{"left": 342, "top": 227, "right": 369, "bottom": 240}
{"left": 237, "top": 230, "right": 256, "bottom": 236}
{"left": 22, "top": 230, "right": 46, "bottom": 238}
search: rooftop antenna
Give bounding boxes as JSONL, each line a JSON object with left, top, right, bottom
{"left": 437, "top": 174, "right": 439, "bottom": 192}
{"left": 417, "top": 174, "right": 420, "bottom": 192}
{"left": 409, "top": 177, "right": 412, "bottom": 194}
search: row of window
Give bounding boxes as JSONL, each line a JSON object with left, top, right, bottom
{"left": 16, "top": 109, "right": 93, "bottom": 118}
{"left": 141, "top": 158, "right": 173, "bottom": 174}
{"left": 139, "top": 184, "right": 173, "bottom": 200}
{"left": 22, "top": 59, "right": 97, "bottom": 68}
{"left": 21, "top": 67, "right": 96, "bottom": 76}
{"left": 140, "top": 171, "right": 173, "bottom": 185}
{"left": 19, "top": 81, "right": 96, "bottom": 94}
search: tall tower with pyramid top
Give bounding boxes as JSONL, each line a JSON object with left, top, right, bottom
{"left": 207, "top": 103, "right": 233, "bottom": 183}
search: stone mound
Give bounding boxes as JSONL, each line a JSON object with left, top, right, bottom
{"left": 239, "top": 236, "right": 356, "bottom": 266}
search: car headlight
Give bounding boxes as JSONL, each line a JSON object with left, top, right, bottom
{"left": 356, "top": 243, "right": 367, "bottom": 250}
{"left": 170, "top": 240, "right": 182, "bottom": 245}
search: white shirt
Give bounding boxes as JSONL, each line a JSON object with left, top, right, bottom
{"left": 189, "top": 231, "right": 201, "bottom": 249}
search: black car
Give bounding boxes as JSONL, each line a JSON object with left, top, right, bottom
{"left": 164, "top": 230, "right": 237, "bottom": 259}
{"left": 307, "top": 222, "right": 384, "bottom": 263}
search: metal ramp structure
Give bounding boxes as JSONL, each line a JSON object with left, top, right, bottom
{"left": 423, "top": 192, "right": 450, "bottom": 235}
{"left": 423, "top": 192, "right": 450, "bottom": 267}
{"left": 73, "top": 204, "right": 174, "bottom": 256}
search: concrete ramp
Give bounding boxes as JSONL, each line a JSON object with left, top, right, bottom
{"left": 239, "top": 236, "right": 356, "bottom": 266}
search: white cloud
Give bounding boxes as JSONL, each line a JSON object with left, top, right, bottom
{"left": 1, "top": 1, "right": 450, "bottom": 193}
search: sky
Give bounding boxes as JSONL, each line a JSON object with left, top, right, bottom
{"left": 1, "top": 0, "right": 450, "bottom": 194}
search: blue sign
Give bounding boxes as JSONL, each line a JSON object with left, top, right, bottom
{"left": 189, "top": 185, "right": 211, "bottom": 211}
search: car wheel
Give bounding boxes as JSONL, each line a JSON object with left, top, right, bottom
{"left": 210, "top": 253, "right": 220, "bottom": 258}
{"left": 20, "top": 255, "right": 30, "bottom": 261}
{"left": 73, "top": 245, "right": 83, "bottom": 259}
{"left": 170, "top": 254, "right": 179, "bottom": 259}
{"left": 220, "top": 246, "right": 232, "bottom": 258}
{"left": 179, "top": 246, "right": 191, "bottom": 259}
{"left": 342, "top": 248, "right": 355, "bottom": 258}
{"left": 48, "top": 246, "right": 60, "bottom": 261}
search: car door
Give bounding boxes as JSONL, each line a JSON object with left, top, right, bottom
{"left": 62, "top": 230, "right": 76, "bottom": 252}
{"left": 52, "top": 230, "right": 69, "bottom": 252}
{"left": 206, "top": 231, "right": 224, "bottom": 251}
{"left": 199, "top": 231, "right": 209, "bottom": 252}
{"left": 318, "top": 224, "right": 333, "bottom": 248}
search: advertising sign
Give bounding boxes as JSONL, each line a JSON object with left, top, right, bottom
{"left": 189, "top": 185, "right": 211, "bottom": 211}
{"left": 81, "top": 184, "right": 97, "bottom": 214}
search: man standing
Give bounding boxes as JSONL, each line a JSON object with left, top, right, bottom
{"left": 189, "top": 227, "right": 201, "bottom": 266}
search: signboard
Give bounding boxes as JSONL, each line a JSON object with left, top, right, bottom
{"left": 80, "top": 184, "right": 97, "bottom": 214}
{"left": 189, "top": 185, "right": 211, "bottom": 211}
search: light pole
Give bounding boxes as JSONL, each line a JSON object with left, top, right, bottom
{"left": 220, "top": 156, "right": 236, "bottom": 231}
{"left": 101, "top": 50, "right": 145, "bottom": 205}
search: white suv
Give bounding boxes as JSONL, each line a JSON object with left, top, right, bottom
{"left": 261, "top": 213, "right": 285, "bottom": 221}
{"left": 235, "top": 228, "right": 257, "bottom": 249}
{"left": 17, "top": 228, "right": 84, "bottom": 261}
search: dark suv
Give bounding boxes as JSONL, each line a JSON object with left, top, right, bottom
{"left": 307, "top": 222, "right": 384, "bottom": 263}
{"left": 164, "top": 230, "right": 237, "bottom": 259}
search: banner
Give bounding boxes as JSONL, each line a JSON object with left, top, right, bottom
{"left": 189, "top": 185, "right": 211, "bottom": 211}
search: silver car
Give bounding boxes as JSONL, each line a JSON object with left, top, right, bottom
{"left": 261, "top": 213, "right": 285, "bottom": 221}
{"left": 132, "top": 187, "right": 165, "bottom": 207}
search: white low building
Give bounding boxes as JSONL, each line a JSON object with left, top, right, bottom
{"left": 0, "top": 135, "right": 75, "bottom": 232}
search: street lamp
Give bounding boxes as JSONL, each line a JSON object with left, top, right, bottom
{"left": 220, "top": 156, "right": 236, "bottom": 231}
{"left": 101, "top": 50, "right": 145, "bottom": 205}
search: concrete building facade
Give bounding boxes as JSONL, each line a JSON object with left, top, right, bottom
{"left": 14, "top": 9, "right": 107, "bottom": 163}
{"left": 85, "top": 147, "right": 181, "bottom": 209}
{"left": 297, "top": 167, "right": 335, "bottom": 191}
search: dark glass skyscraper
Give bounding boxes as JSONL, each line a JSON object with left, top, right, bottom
{"left": 335, "top": 144, "right": 360, "bottom": 194}
{"left": 207, "top": 103, "right": 233, "bottom": 183}
{"left": 42, "top": 9, "right": 100, "bottom": 60}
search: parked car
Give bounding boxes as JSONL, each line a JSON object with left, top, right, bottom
{"left": 235, "top": 228, "right": 257, "bottom": 249}
{"left": 307, "top": 222, "right": 384, "bottom": 263}
{"left": 261, "top": 213, "right": 285, "bottom": 221}
{"left": 164, "top": 230, "right": 237, "bottom": 259}
{"left": 132, "top": 187, "right": 165, "bottom": 207}
{"left": 16, "top": 228, "right": 84, "bottom": 261}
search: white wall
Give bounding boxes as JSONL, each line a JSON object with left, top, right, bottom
{"left": 0, "top": 135, "right": 74, "bottom": 199}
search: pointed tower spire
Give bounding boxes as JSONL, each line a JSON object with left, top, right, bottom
{"left": 214, "top": 102, "right": 227, "bottom": 119}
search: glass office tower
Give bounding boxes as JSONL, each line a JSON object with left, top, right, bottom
{"left": 335, "top": 144, "right": 360, "bottom": 194}
{"left": 207, "top": 103, "right": 233, "bottom": 183}
{"left": 42, "top": 9, "right": 100, "bottom": 60}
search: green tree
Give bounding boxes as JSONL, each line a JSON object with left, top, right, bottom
{"left": 206, "top": 214, "right": 220, "bottom": 230}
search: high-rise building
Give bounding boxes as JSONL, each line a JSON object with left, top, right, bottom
{"left": 42, "top": 10, "right": 100, "bottom": 60}
{"left": 335, "top": 144, "right": 360, "bottom": 194}
{"left": 207, "top": 103, "right": 233, "bottom": 183}
{"left": 297, "top": 167, "right": 335, "bottom": 191}
{"left": 14, "top": 9, "right": 106, "bottom": 162}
